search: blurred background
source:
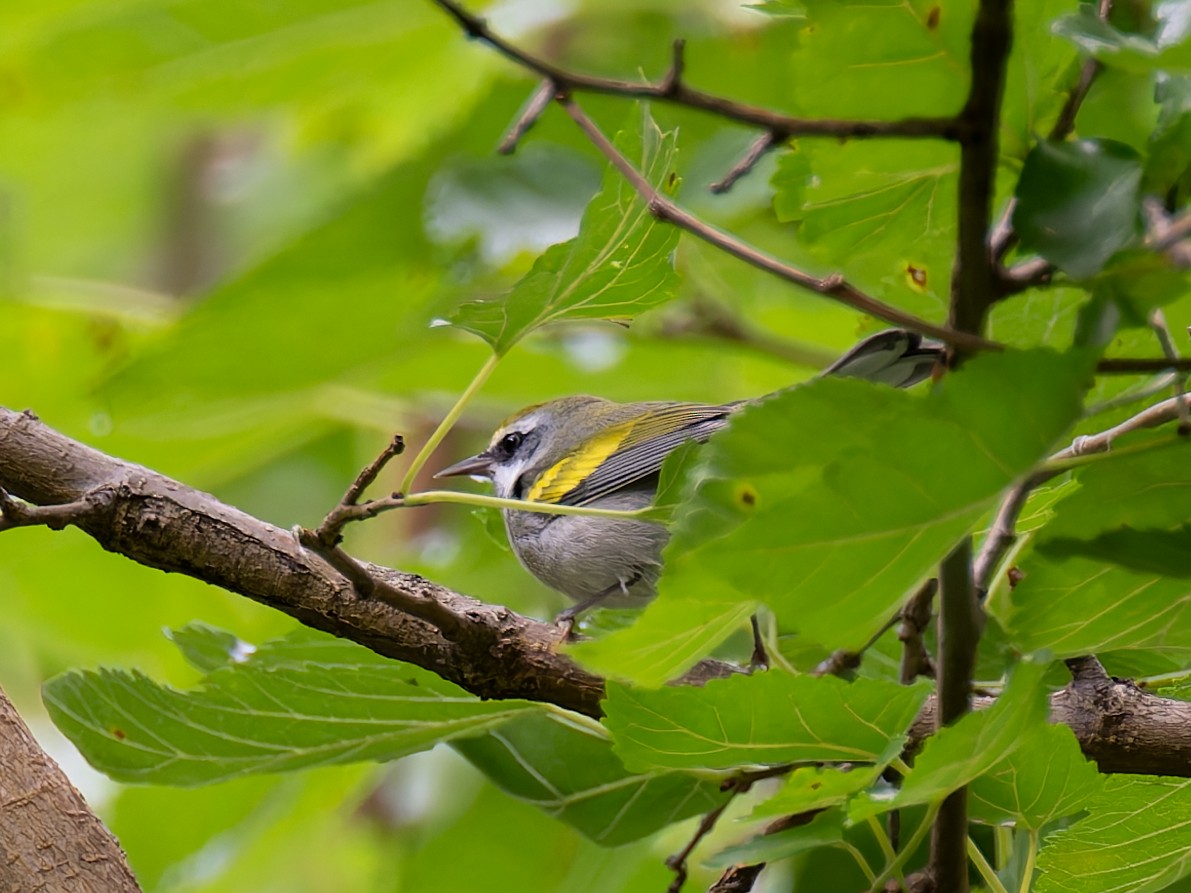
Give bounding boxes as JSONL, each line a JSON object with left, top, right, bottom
{"left": 0, "top": 0, "right": 934, "bottom": 889}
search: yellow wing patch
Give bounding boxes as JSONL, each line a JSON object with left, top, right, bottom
{"left": 526, "top": 420, "right": 634, "bottom": 504}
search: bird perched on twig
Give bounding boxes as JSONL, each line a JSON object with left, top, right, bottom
{"left": 436, "top": 329, "right": 943, "bottom": 624}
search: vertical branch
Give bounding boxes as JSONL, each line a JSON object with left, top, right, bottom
{"left": 932, "top": 539, "right": 978, "bottom": 890}
{"left": 950, "top": 0, "right": 1014, "bottom": 338}
{"left": 936, "top": 0, "right": 1014, "bottom": 889}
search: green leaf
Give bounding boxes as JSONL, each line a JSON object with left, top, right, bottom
{"left": 43, "top": 630, "right": 534, "bottom": 785}
{"left": 1002, "top": 441, "right": 1191, "bottom": 655}
{"left": 448, "top": 109, "right": 680, "bottom": 355}
{"left": 851, "top": 660, "right": 1049, "bottom": 820}
{"left": 1053, "top": 7, "right": 1191, "bottom": 74}
{"left": 165, "top": 623, "right": 256, "bottom": 673}
{"left": 1089, "top": 251, "right": 1191, "bottom": 326}
{"left": 749, "top": 764, "right": 884, "bottom": 819}
{"left": 576, "top": 349, "right": 1090, "bottom": 685}
{"left": 1042, "top": 526, "right": 1191, "bottom": 578}
{"left": 1013, "top": 139, "right": 1143, "bottom": 279}
{"left": 772, "top": 140, "right": 957, "bottom": 320}
{"left": 454, "top": 711, "right": 726, "bottom": 846}
{"left": 603, "top": 673, "right": 930, "bottom": 772}
{"left": 786, "top": 0, "right": 974, "bottom": 119}
{"left": 1035, "top": 777, "right": 1191, "bottom": 893}
{"left": 1001, "top": 556, "right": 1191, "bottom": 657}
{"left": 706, "top": 808, "right": 844, "bottom": 869}
{"left": 969, "top": 723, "right": 1103, "bottom": 829}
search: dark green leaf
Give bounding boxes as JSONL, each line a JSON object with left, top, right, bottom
{"left": 44, "top": 630, "right": 534, "bottom": 785}
{"left": 1013, "top": 139, "right": 1143, "bottom": 279}
{"left": 1002, "top": 441, "right": 1191, "bottom": 655}
{"left": 1042, "top": 526, "right": 1191, "bottom": 578}
{"left": 851, "top": 660, "right": 1049, "bottom": 820}
{"left": 449, "top": 109, "right": 680, "bottom": 355}
{"left": 575, "top": 349, "right": 1090, "bottom": 685}
{"left": 706, "top": 808, "right": 844, "bottom": 869}
{"left": 750, "top": 764, "right": 883, "bottom": 819}
{"left": 454, "top": 711, "right": 726, "bottom": 846}
{"left": 786, "top": 0, "right": 974, "bottom": 119}
{"left": 604, "top": 673, "right": 930, "bottom": 772}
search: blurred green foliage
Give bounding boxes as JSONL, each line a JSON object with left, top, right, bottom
{"left": 4, "top": 0, "right": 1191, "bottom": 891}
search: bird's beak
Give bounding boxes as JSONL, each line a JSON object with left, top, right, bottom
{"left": 433, "top": 452, "right": 495, "bottom": 480}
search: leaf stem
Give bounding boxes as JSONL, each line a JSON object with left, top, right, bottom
{"left": 994, "top": 826, "right": 1014, "bottom": 870}
{"left": 869, "top": 803, "right": 939, "bottom": 892}
{"left": 840, "top": 841, "right": 878, "bottom": 884}
{"left": 1018, "top": 829, "right": 1039, "bottom": 893}
{"left": 401, "top": 353, "right": 500, "bottom": 494}
{"left": 402, "top": 489, "right": 651, "bottom": 520}
{"left": 968, "top": 836, "right": 1010, "bottom": 893}
{"left": 866, "top": 815, "right": 900, "bottom": 872}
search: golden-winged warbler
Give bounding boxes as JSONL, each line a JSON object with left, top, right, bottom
{"left": 435, "top": 329, "right": 942, "bottom": 620}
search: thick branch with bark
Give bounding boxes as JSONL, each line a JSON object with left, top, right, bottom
{"left": 0, "top": 685, "right": 141, "bottom": 892}
{"left": 5, "top": 406, "right": 1191, "bottom": 780}
{"left": 0, "top": 407, "right": 605, "bottom": 718}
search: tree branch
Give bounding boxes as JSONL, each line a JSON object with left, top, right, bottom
{"left": 0, "top": 407, "right": 606, "bottom": 718}
{"left": 4, "top": 405, "right": 1191, "bottom": 781}
{"left": 431, "top": 0, "right": 960, "bottom": 145}
{"left": 558, "top": 96, "right": 996, "bottom": 354}
{"left": 0, "top": 685, "right": 142, "bottom": 892}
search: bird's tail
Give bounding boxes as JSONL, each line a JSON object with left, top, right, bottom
{"left": 821, "top": 329, "right": 944, "bottom": 389}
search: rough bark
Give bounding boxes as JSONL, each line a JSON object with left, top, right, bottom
{"left": 0, "top": 685, "right": 141, "bottom": 892}
{"left": 5, "top": 406, "right": 1191, "bottom": 777}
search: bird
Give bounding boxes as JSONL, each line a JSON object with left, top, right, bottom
{"left": 435, "top": 329, "right": 943, "bottom": 623}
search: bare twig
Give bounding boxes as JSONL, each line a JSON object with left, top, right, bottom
{"left": 1148, "top": 309, "right": 1190, "bottom": 433}
{"left": 1097, "top": 357, "right": 1191, "bottom": 373}
{"left": 558, "top": 96, "right": 996, "bottom": 353}
{"left": 710, "top": 131, "right": 785, "bottom": 194}
{"left": 295, "top": 526, "right": 466, "bottom": 638}
{"left": 1086, "top": 372, "right": 1179, "bottom": 415}
{"left": 899, "top": 579, "right": 938, "bottom": 684}
{"left": 0, "top": 486, "right": 112, "bottom": 532}
{"left": 995, "top": 256, "right": 1054, "bottom": 294}
{"left": 973, "top": 391, "right": 1191, "bottom": 601}
{"left": 666, "top": 765, "right": 794, "bottom": 893}
{"left": 498, "top": 80, "right": 557, "bottom": 154}
{"left": 311, "top": 434, "right": 406, "bottom": 546}
{"left": 1057, "top": 394, "right": 1190, "bottom": 458}
{"left": 1144, "top": 200, "right": 1191, "bottom": 268}
{"left": 814, "top": 609, "right": 906, "bottom": 678}
{"left": 431, "top": 0, "right": 960, "bottom": 144}
{"left": 973, "top": 479, "right": 1035, "bottom": 597}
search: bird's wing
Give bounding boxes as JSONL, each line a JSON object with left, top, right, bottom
{"left": 529, "top": 404, "right": 731, "bottom": 507}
